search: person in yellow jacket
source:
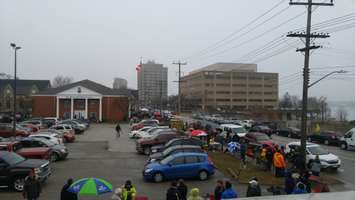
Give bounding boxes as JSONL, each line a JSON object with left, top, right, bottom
{"left": 273, "top": 149, "right": 286, "bottom": 177}
{"left": 187, "top": 188, "right": 203, "bottom": 200}
{"left": 121, "top": 180, "right": 136, "bottom": 200}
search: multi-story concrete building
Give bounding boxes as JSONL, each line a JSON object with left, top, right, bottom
{"left": 113, "top": 77, "right": 128, "bottom": 89}
{"left": 137, "top": 61, "right": 168, "bottom": 107}
{"left": 180, "top": 63, "right": 278, "bottom": 111}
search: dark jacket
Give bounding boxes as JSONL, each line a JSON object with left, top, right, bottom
{"left": 284, "top": 175, "right": 295, "bottom": 194}
{"left": 61, "top": 183, "right": 78, "bottom": 200}
{"left": 23, "top": 177, "right": 41, "bottom": 199}
{"left": 115, "top": 124, "right": 121, "bottom": 132}
{"left": 246, "top": 180, "right": 261, "bottom": 197}
{"left": 166, "top": 187, "right": 180, "bottom": 200}
{"left": 214, "top": 185, "right": 224, "bottom": 200}
{"left": 177, "top": 183, "right": 188, "bottom": 200}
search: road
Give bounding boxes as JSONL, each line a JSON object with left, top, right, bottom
{"left": 181, "top": 116, "right": 355, "bottom": 191}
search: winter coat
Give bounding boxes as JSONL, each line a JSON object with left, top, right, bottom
{"left": 166, "top": 187, "right": 180, "bottom": 200}
{"left": 221, "top": 188, "right": 238, "bottom": 199}
{"left": 214, "top": 185, "right": 224, "bottom": 200}
{"left": 284, "top": 175, "right": 296, "bottom": 194}
{"left": 178, "top": 183, "right": 188, "bottom": 200}
{"left": 61, "top": 183, "right": 78, "bottom": 200}
{"left": 122, "top": 185, "right": 136, "bottom": 200}
{"left": 246, "top": 180, "right": 261, "bottom": 197}
{"left": 23, "top": 177, "right": 41, "bottom": 199}
{"left": 273, "top": 152, "right": 286, "bottom": 168}
{"left": 187, "top": 188, "right": 203, "bottom": 200}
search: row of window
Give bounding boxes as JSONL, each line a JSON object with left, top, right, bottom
{"left": 205, "top": 83, "right": 276, "bottom": 88}
{"left": 206, "top": 98, "right": 277, "bottom": 102}
{"left": 206, "top": 91, "right": 276, "bottom": 95}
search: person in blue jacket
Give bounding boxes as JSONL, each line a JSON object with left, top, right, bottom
{"left": 221, "top": 181, "right": 238, "bottom": 199}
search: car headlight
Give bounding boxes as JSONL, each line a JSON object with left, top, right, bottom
{"left": 61, "top": 149, "right": 66, "bottom": 153}
{"left": 145, "top": 168, "right": 153, "bottom": 173}
{"left": 34, "top": 167, "right": 41, "bottom": 174}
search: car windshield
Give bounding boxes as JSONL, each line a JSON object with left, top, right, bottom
{"left": 37, "top": 138, "right": 55, "bottom": 147}
{"left": 232, "top": 127, "right": 246, "bottom": 133}
{"left": 308, "top": 146, "right": 328, "bottom": 155}
{"left": 255, "top": 134, "right": 270, "bottom": 141}
{"left": 2, "top": 152, "right": 25, "bottom": 165}
{"left": 162, "top": 146, "right": 175, "bottom": 156}
{"left": 160, "top": 155, "right": 174, "bottom": 165}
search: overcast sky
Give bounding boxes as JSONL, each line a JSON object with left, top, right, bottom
{"left": 1, "top": 0, "right": 354, "bottom": 101}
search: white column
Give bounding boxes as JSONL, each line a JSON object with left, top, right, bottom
{"left": 70, "top": 97, "right": 74, "bottom": 119}
{"left": 56, "top": 97, "right": 59, "bottom": 119}
{"left": 85, "top": 98, "right": 88, "bottom": 119}
{"left": 99, "top": 97, "right": 102, "bottom": 122}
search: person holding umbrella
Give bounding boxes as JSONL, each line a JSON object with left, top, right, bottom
{"left": 61, "top": 178, "right": 78, "bottom": 200}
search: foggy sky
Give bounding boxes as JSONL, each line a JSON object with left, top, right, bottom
{"left": 0, "top": 0, "right": 354, "bottom": 101}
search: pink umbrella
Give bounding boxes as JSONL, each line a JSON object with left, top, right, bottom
{"left": 190, "top": 129, "right": 207, "bottom": 137}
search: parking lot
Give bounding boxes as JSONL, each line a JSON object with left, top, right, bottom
{"left": 0, "top": 123, "right": 229, "bottom": 200}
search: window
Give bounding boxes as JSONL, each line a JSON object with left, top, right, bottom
{"left": 21, "top": 141, "right": 32, "bottom": 148}
{"left": 264, "top": 92, "right": 273, "bottom": 95}
{"left": 185, "top": 156, "right": 198, "bottom": 164}
{"left": 56, "top": 126, "right": 64, "bottom": 130}
{"left": 264, "top": 99, "right": 277, "bottom": 102}
{"left": 233, "top": 99, "right": 246, "bottom": 102}
{"left": 249, "top": 92, "right": 262, "bottom": 95}
{"left": 216, "top": 91, "right": 230, "bottom": 94}
{"left": 216, "top": 84, "right": 229, "bottom": 87}
{"left": 249, "top": 99, "right": 262, "bottom": 102}
{"left": 170, "top": 156, "right": 185, "bottom": 165}
{"left": 249, "top": 84, "right": 262, "bottom": 87}
{"left": 198, "top": 156, "right": 206, "bottom": 162}
{"left": 264, "top": 84, "right": 274, "bottom": 88}
{"left": 232, "top": 91, "right": 246, "bottom": 94}
{"left": 216, "top": 99, "right": 230, "bottom": 102}
{"left": 63, "top": 100, "right": 71, "bottom": 109}
{"left": 233, "top": 84, "right": 246, "bottom": 87}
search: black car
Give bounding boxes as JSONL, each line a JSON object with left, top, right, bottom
{"left": 150, "top": 137, "right": 203, "bottom": 154}
{"left": 0, "top": 151, "right": 51, "bottom": 191}
{"left": 308, "top": 131, "right": 341, "bottom": 146}
{"left": 276, "top": 127, "right": 301, "bottom": 138}
{"left": 19, "top": 137, "right": 68, "bottom": 161}
{"left": 249, "top": 125, "right": 273, "bottom": 137}
{"left": 59, "top": 120, "right": 85, "bottom": 134}
{"left": 148, "top": 145, "right": 203, "bottom": 163}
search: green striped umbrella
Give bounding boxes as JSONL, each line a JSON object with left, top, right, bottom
{"left": 67, "top": 177, "right": 113, "bottom": 196}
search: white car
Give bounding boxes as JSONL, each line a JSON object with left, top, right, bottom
{"left": 49, "top": 124, "right": 75, "bottom": 134}
{"left": 339, "top": 127, "right": 355, "bottom": 150}
{"left": 219, "top": 124, "right": 247, "bottom": 137}
{"left": 129, "top": 126, "right": 153, "bottom": 138}
{"left": 285, "top": 142, "right": 341, "bottom": 170}
{"left": 137, "top": 127, "right": 170, "bottom": 139}
{"left": 29, "top": 133, "right": 63, "bottom": 145}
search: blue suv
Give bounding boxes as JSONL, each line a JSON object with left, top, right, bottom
{"left": 143, "top": 152, "right": 214, "bottom": 182}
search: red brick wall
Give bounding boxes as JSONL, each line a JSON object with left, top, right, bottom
{"left": 102, "top": 96, "right": 129, "bottom": 122}
{"left": 32, "top": 96, "right": 56, "bottom": 117}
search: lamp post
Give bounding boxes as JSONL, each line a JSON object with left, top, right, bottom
{"left": 10, "top": 43, "right": 21, "bottom": 135}
{"left": 308, "top": 70, "right": 347, "bottom": 88}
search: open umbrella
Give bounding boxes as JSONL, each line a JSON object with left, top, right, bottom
{"left": 190, "top": 129, "right": 207, "bottom": 137}
{"left": 67, "top": 177, "right": 112, "bottom": 196}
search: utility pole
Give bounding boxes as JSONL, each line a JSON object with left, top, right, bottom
{"left": 172, "top": 61, "right": 187, "bottom": 114}
{"left": 287, "top": 0, "right": 333, "bottom": 163}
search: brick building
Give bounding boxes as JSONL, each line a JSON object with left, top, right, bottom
{"left": 32, "top": 80, "right": 129, "bottom": 122}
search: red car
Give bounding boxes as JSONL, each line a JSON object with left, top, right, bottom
{"left": 131, "top": 120, "right": 159, "bottom": 131}
{"left": 20, "top": 123, "right": 39, "bottom": 133}
{"left": 0, "top": 123, "right": 30, "bottom": 138}
{"left": 244, "top": 132, "right": 278, "bottom": 157}
{"left": 0, "top": 141, "right": 52, "bottom": 161}
{"left": 63, "top": 131, "right": 75, "bottom": 143}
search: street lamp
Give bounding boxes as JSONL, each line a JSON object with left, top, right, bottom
{"left": 308, "top": 70, "right": 347, "bottom": 88}
{"left": 10, "top": 43, "right": 21, "bottom": 135}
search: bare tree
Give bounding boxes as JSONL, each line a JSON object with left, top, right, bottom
{"left": 337, "top": 107, "right": 348, "bottom": 122}
{"left": 52, "top": 75, "right": 73, "bottom": 88}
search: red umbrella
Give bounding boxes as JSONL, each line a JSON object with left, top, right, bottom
{"left": 190, "top": 129, "right": 207, "bottom": 137}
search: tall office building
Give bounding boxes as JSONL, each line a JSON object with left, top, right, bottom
{"left": 113, "top": 77, "right": 128, "bottom": 89}
{"left": 137, "top": 61, "right": 168, "bottom": 107}
{"left": 181, "top": 63, "right": 278, "bottom": 111}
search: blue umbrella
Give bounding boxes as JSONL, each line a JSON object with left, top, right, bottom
{"left": 67, "top": 177, "right": 113, "bottom": 196}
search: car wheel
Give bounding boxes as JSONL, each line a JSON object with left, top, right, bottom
{"left": 199, "top": 170, "right": 208, "bottom": 181}
{"left": 143, "top": 147, "right": 151, "bottom": 155}
{"left": 13, "top": 177, "right": 25, "bottom": 192}
{"left": 154, "top": 172, "right": 164, "bottom": 183}
{"left": 340, "top": 143, "right": 348, "bottom": 150}
{"left": 50, "top": 153, "right": 59, "bottom": 162}
{"left": 324, "top": 140, "right": 329, "bottom": 145}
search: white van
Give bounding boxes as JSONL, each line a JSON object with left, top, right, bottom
{"left": 219, "top": 124, "right": 247, "bottom": 137}
{"left": 340, "top": 128, "right": 355, "bottom": 150}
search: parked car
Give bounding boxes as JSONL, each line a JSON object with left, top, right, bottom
{"left": 136, "top": 131, "right": 180, "bottom": 155}
{"left": 0, "top": 123, "right": 30, "bottom": 138}
{"left": 72, "top": 119, "right": 90, "bottom": 129}
{"left": 143, "top": 152, "right": 214, "bottom": 182}
{"left": 129, "top": 126, "right": 153, "bottom": 139}
{"left": 19, "top": 137, "right": 68, "bottom": 161}
{"left": 148, "top": 145, "right": 203, "bottom": 163}
{"left": 18, "top": 123, "right": 39, "bottom": 133}
{"left": 0, "top": 151, "right": 51, "bottom": 191}
{"left": 59, "top": 120, "right": 85, "bottom": 134}
{"left": 47, "top": 129, "right": 75, "bottom": 143}
{"left": 308, "top": 131, "right": 341, "bottom": 146}
{"left": 339, "top": 128, "right": 355, "bottom": 150}
{"left": 136, "top": 127, "right": 171, "bottom": 139}
{"left": 219, "top": 124, "right": 247, "bottom": 137}
{"left": 29, "top": 133, "right": 63, "bottom": 145}
{"left": 0, "top": 141, "right": 52, "bottom": 161}
{"left": 276, "top": 127, "right": 301, "bottom": 138}
{"left": 249, "top": 125, "right": 273, "bottom": 136}
{"left": 50, "top": 124, "right": 75, "bottom": 134}
{"left": 131, "top": 119, "right": 159, "bottom": 131}
{"left": 21, "top": 120, "right": 43, "bottom": 129}
{"left": 150, "top": 137, "right": 203, "bottom": 154}
{"left": 42, "top": 117, "right": 59, "bottom": 128}
{"left": 285, "top": 142, "right": 341, "bottom": 170}
{"left": 244, "top": 132, "right": 277, "bottom": 151}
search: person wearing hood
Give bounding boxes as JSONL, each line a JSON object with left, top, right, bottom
{"left": 177, "top": 179, "right": 188, "bottom": 200}
{"left": 214, "top": 180, "right": 224, "bottom": 200}
{"left": 292, "top": 182, "right": 308, "bottom": 194}
{"left": 122, "top": 180, "right": 136, "bottom": 200}
{"left": 187, "top": 188, "right": 203, "bottom": 200}
{"left": 166, "top": 181, "right": 180, "bottom": 200}
{"left": 246, "top": 177, "right": 261, "bottom": 197}
{"left": 284, "top": 172, "right": 297, "bottom": 195}
{"left": 61, "top": 178, "right": 78, "bottom": 200}
{"left": 221, "top": 181, "right": 238, "bottom": 199}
